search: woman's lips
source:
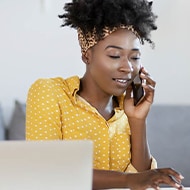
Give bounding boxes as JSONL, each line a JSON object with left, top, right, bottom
{"left": 114, "top": 79, "right": 128, "bottom": 83}
{"left": 113, "top": 78, "right": 131, "bottom": 86}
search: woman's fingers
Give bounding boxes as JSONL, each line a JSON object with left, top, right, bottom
{"left": 157, "top": 168, "right": 184, "bottom": 183}
{"left": 151, "top": 168, "right": 184, "bottom": 189}
{"left": 140, "top": 68, "right": 156, "bottom": 90}
{"left": 138, "top": 67, "right": 156, "bottom": 104}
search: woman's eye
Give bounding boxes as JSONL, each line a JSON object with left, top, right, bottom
{"left": 131, "top": 57, "right": 140, "bottom": 61}
{"left": 109, "top": 55, "right": 120, "bottom": 59}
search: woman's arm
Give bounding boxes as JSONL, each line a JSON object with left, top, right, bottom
{"left": 124, "top": 67, "right": 156, "bottom": 171}
{"left": 93, "top": 168, "right": 184, "bottom": 190}
{"left": 128, "top": 118, "right": 151, "bottom": 171}
{"left": 26, "top": 79, "right": 63, "bottom": 140}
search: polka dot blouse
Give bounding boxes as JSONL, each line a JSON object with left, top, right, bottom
{"left": 26, "top": 76, "right": 156, "bottom": 172}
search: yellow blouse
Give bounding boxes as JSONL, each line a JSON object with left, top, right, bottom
{"left": 26, "top": 76, "right": 157, "bottom": 172}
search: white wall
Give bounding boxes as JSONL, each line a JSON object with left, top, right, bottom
{"left": 0, "top": 0, "right": 190, "bottom": 124}
{"left": 142, "top": 0, "right": 190, "bottom": 105}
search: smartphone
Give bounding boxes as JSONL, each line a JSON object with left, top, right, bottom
{"left": 131, "top": 73, "right": 145, "bottom": 106}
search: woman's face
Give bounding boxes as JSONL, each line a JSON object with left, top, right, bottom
{"left": 85, "top": 28, "right": 141, "bottom": 97}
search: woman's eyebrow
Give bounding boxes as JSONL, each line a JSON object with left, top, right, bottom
{"left": 105, "top": 45, "right": 123, "bottom": 50}
{"left": 105, "top": 45, "right": 140, "bottom": 52}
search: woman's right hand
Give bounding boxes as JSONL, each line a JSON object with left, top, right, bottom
{"left": 126, "top": 168, "right": 184, "bottom": 190}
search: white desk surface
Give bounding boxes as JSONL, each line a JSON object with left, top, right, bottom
{"left": 102, "top": 188, "right": 190, "bottom": 190}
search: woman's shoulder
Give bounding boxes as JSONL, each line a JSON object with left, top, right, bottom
{"left": 29, "top": 76, "right": 80, "bottom": 94}
{"left": 31, "top": 76, "right": 79, "bottom": 87}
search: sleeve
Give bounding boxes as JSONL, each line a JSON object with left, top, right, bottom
{"left": 26, "top": 79, "right": 63, "bottom": 140}
{"left": 125, "top": 156, "right": 157, "bottom": 173}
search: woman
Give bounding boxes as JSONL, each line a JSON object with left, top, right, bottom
{"left": 26, "top": 0, "right": 184, "bottom": 189}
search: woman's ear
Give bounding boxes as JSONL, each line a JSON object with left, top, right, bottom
{"left": 82, "top": 49, "right": 91, "bottom": 64}
{"left": 82, "top": 54, "right": 88, "bottom": 64}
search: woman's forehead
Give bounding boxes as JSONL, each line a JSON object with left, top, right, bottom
{"left": 97, "top": 29, "right": 141, "bottom": 51}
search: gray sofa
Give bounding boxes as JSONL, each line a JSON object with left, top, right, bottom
{"left": 0, "top": 102, "right": 189, "bottom": 186}
{"left": 0, "top": 100, "right": 26, "bottom": 140}
{"left": 147, "top": 105, "right": 190, "bottom": 186}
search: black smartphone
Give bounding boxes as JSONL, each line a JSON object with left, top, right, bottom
{"left": 131, "top": 73, "right": 145, "bottom": 106}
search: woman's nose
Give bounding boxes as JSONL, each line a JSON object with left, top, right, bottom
{"left": 119, "top": 59, "right": 134, "bottom": 73}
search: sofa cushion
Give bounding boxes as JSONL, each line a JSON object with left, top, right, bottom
{"left": 147, "top": 105, "right": 190, "bottom": 186}
{"left": 7, "top": 100, "right": 26, "bottom": 140}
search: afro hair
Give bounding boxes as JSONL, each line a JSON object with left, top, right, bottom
{"left": 59, "top": 0, "right": 157, "bottom": 45}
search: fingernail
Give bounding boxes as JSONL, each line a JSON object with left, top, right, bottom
{"left": 175, "top": 183, "right": 181, "bottom": 188}
{"left": 179, "top": 174, "right": 184, "bottom": 179}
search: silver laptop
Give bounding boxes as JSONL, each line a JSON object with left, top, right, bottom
{"left": 0, "top": 140, "right": 93, "bottom": 190}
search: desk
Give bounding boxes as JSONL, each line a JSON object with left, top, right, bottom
{"left": 101, "top": 188, "right": 190, "bottom": 190}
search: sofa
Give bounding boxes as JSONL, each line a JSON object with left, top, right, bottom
{"left": 147, "top": 105, "right": 190, "bottom": 186}
{"left": 0, "top": 100, "right": 26, "bottom": 140}
{"left": 0, "top": 101, "right": 189, "bottom": 186}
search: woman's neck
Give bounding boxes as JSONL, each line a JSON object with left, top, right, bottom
{"left": 78, "top": 77, "right": 118, "bottom": 120}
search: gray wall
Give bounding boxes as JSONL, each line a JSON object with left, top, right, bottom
{"left": 0, "top": 0, "right": 190, "bottom": 124}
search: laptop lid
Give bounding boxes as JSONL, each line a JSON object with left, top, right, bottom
{"left": 0, "top": 140, "right": 93, "bottom": 190}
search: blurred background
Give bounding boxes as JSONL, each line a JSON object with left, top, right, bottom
{"left": 0, "top": 0, "right": 190, "bottom": 124}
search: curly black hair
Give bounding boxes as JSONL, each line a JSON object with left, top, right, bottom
{"left": 59, "top": 0, "right": 157, "bottom": 45}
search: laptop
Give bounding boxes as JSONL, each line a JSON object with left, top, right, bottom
{"left": 0, "top": 140, "right": 93, "bottom": 190}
